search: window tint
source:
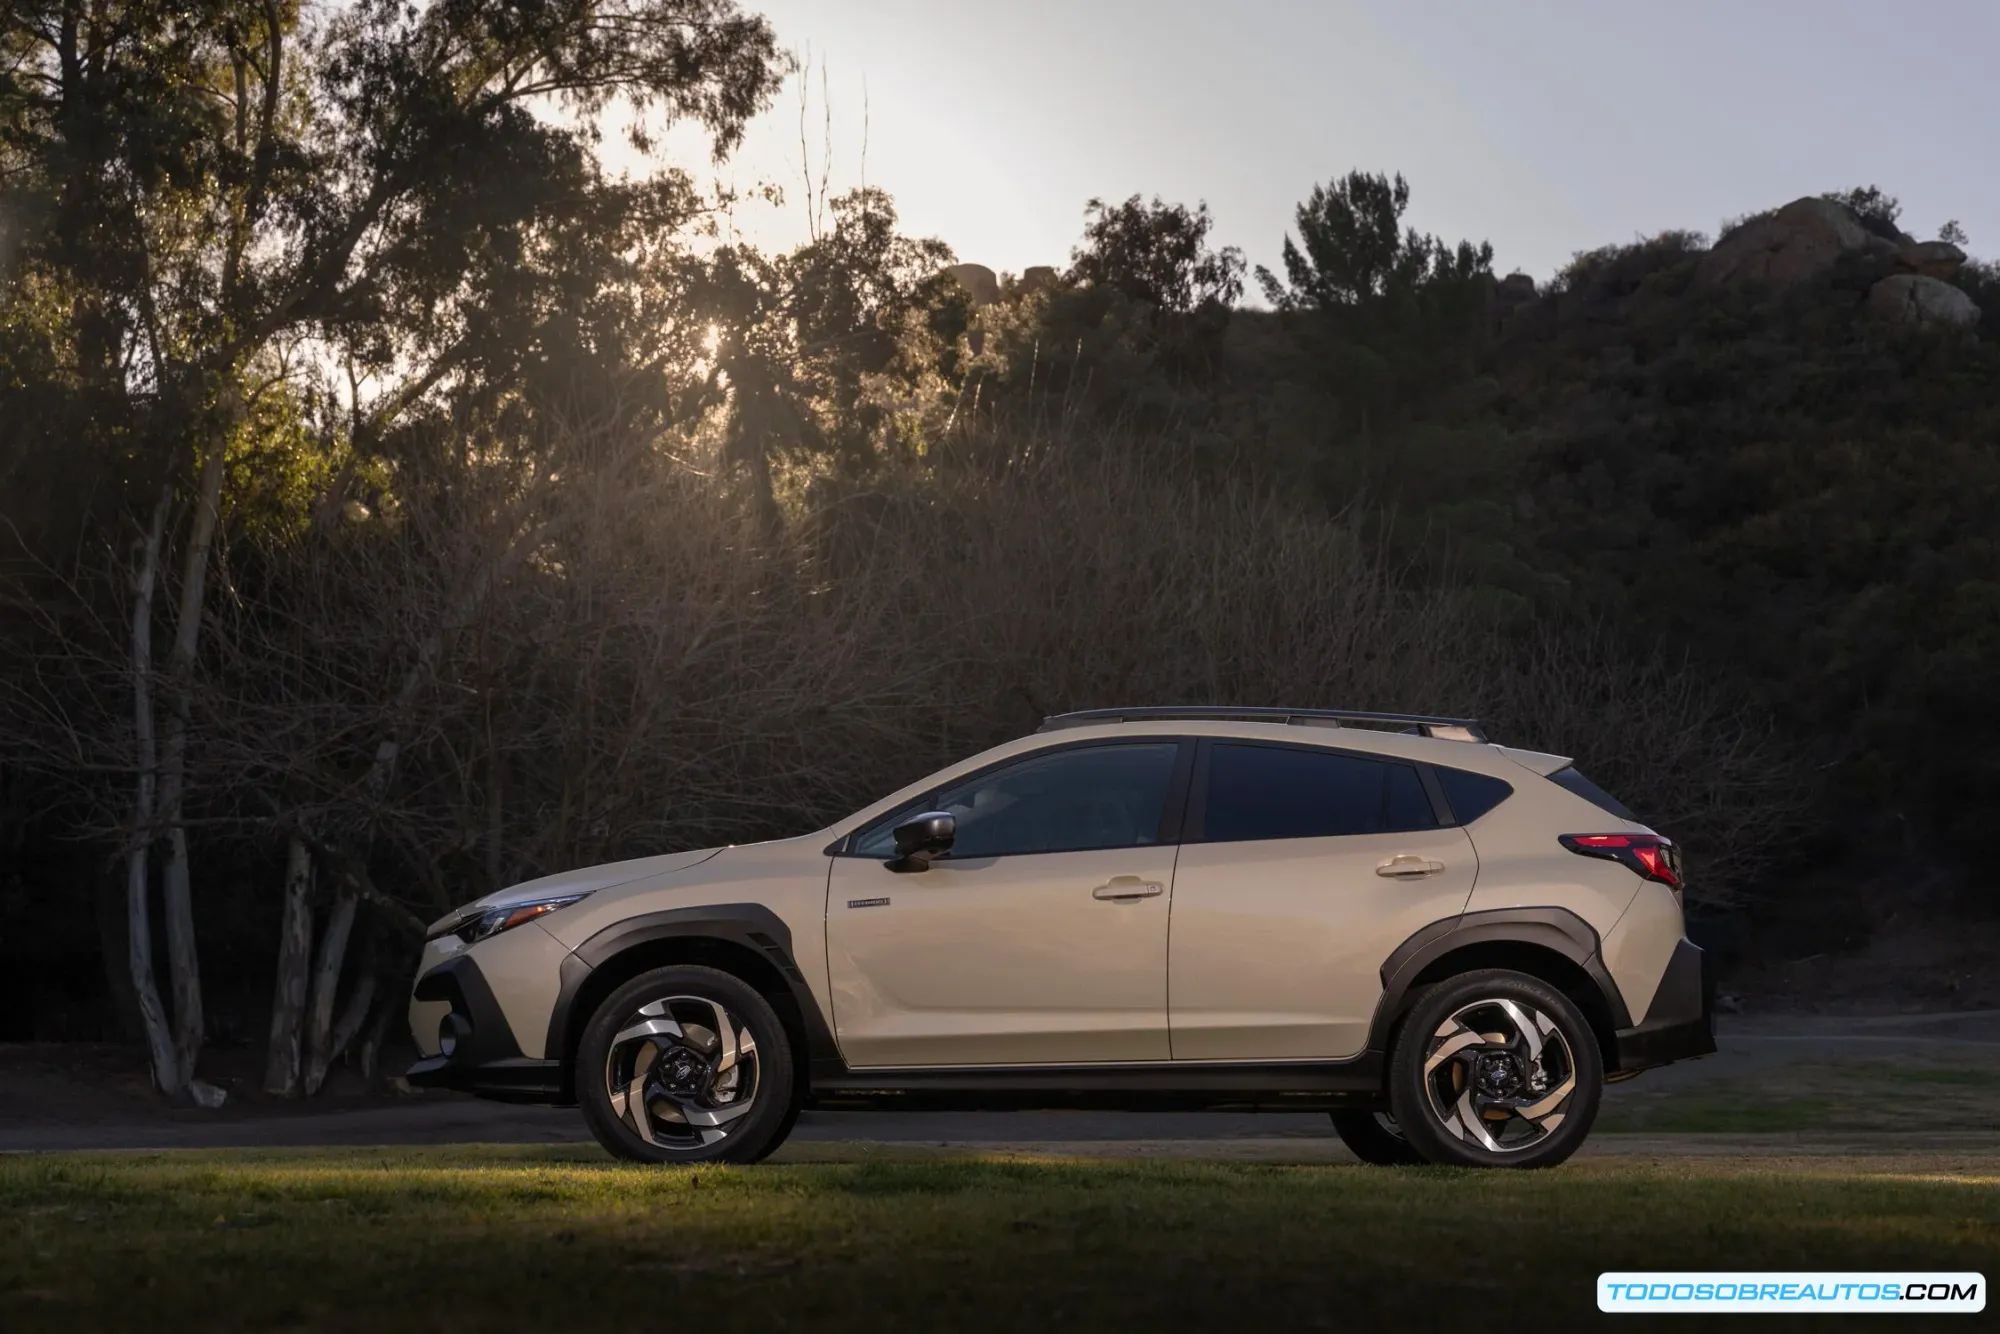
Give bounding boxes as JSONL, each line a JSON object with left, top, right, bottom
{"left": 853, "top": 743, "right": 1180, "bottom": 858}
{"left": 1385, "top": 762, "right": 1436, "bottom": 832}
{"left": 1550, "top": 766, "right": 1635, "bottom": 820}
{"left": 1202, "top": 744, "right": 1437, "bottom": 842}
{"left": 1434, "top": 766, "right": 1514, "bottom": 824}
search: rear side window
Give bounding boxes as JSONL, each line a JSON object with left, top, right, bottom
{"left": 1434, "top": 766, "right": 1514, "bottom": 824}
{"left": 1202, "top": 743, "right": 1438, "bottom": 842}
{"left": 1549, "top": 766, "right": 1636, "bottom": 820}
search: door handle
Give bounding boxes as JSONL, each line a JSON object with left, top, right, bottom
{"left": 1376, "top": 855, "right": 1446, "bottom": 879}
{"left": 1092, "top": 876, "right": 1164, "bottom": 900}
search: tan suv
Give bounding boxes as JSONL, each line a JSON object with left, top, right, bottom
{"left": 406, "top": 707, "right": 1714, "bottom": 1168}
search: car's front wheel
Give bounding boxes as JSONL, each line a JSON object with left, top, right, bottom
{"left": 577, "top": 965, "right": 797, "bottom": 1165}
{"left": 1386, "top": 968, "right": 1603, "bottom": 1169}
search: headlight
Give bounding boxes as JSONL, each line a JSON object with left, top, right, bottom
{"left": 434, "top": 893, "right": 590, "bottom": 944}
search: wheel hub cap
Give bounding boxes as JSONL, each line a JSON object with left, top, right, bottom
{"left": 660, "top": 1050, "right": 708, "bottom": 1094}
{"left": 1474, "top": 1052, "right": 1522, "bottom": 1098}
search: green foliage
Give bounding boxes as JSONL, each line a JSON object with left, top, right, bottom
{"left": 1820, "top": 184, "right": 1905, "bottom": 240}
{"left": 1256, "top": 171, "right": 1493, "bottom": 311}
{"left": 1068, "top": 195, "right": 1244, "bottom": 315}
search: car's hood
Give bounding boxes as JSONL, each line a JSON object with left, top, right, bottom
{"left": 427, "top": 847, "right": 725, "bottom": 934}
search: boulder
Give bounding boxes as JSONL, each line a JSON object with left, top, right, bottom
{"left": 1897, "top": 239, "right": 1967, "bottom": 280}
{"left": 1867, "top": 273, "right": 1981, "bottom": 329}
{"left": 1015, "top": 265, "right": 1061, "bottom": 298}
{"left": 946, "top": 262, "right": 999, "bottom": 308}
{"left": 1495, "top": 271, "right": 1537, "bottom": 302}
{"left": 1696, "top": 196, "right": 1868, "bottom": 287}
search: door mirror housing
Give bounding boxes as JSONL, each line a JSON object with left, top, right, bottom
{"left": 888, "top": 811, "right": 955, "bottom": 872}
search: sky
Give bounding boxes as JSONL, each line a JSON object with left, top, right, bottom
{"left": 670, "top": 0, "right": 2000, "bottom": 287}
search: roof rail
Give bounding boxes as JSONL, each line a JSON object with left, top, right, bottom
{"left": 1035, "top": 706, "right": 1488, "bottom": 743}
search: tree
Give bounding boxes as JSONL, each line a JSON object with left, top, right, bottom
{"left": 683, "top": 188, "right": 956, "bottom": 522}
{"left": 1257, "top": 171, "right": 1492, "bottom": 312}
{"left": 1821, "top": 185, "right": 1904, "bottom": 240}
{"left": 1, "top": 0, "right": 783, "bottom": 1098}
{"left": 1068, "top": 195, "right": 1244, "bottom": 315}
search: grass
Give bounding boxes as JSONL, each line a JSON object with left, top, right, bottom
{"left": 3, "top": 1147, "right": 1997, "bottom": 1332}
{"left": 1598, "top": 1055, "right": 2000, "bottom": 1135}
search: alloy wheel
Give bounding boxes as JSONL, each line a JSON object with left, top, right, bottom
{"left": 602, "top": 994, "right": 763, "bottom": 1151}
{"left": 1418, "top": 997, "right": 1577, "bottom": 1153}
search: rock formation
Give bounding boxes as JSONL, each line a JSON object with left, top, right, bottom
{"left": 946, "top": 262, "right": 1000, "bottom": 308}
{"left": 1896, "top": 240, "right": 1967, "bottom": 280}
{"left": 1016, "top": 265, "right": 1060, "bottom": 298}
{"left": 1696, "top": 197, "right": 1871, "bottom": 287}
{"left": 1867, "top": 273, "right": 1981, "bottom": 329}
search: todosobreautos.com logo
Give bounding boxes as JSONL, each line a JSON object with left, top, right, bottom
{"left": 1598, "top": 1273, "right": 1985, "bottom": 1314}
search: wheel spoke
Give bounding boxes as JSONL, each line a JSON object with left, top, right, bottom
{"left": 1511, "top": 1072, "right": 1575, "bottom": 1126}
{"left": 1424, "top": 1028, "right": 1487, "bottom": 1076}
{"left": 613, "top": 1016, "right": 684, "bottom": 1047}
{"left": 1497, "top": 999, "right": 1544, "bottom": 1064}
{"left": 708, "top": 1000, "right": 740, "bottom": 1074}
{"left": 1453, "top": 1087, "right": 1503, "bottom": 1151}
{"left": 681, "top": 1097, "right": 756, "bottom": 1127}
{"left": 624, "top": 1074, "right": 656, "bottom": 1144}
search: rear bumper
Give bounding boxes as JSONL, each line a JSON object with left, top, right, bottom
{"left": 404, "top": 954, "right": 568, "bottom": 1104}
{"left": 1612, "top": 938, "right": 1716, "bottom": 1072}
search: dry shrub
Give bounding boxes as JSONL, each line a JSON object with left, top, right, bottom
{"left": 194, "top": 424, "right": 1798, "bottom": 917}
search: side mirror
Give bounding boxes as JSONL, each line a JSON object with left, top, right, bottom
{"left": 887, "top": 811, "right": 955, "bottom": 872}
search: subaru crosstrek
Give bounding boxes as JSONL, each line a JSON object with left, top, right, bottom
{"left": 406, "top": 707, "right": 1715, "bottom": 1168}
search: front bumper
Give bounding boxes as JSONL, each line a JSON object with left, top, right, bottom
{"left": 405, "top": 954, "right": 566, "bottom": 1103}
{"left": 1611, "top": 938, "right": 1716, "bottom": 1072}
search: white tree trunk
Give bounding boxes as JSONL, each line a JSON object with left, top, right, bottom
{"left": 156, "top": 425, "right": 230, "bottom": 1077}
{"left": 127, "top": 492, "right": 186, "bottom": 1096}
{"left": 302, "top": 886, "right": 357, "bottom": 1095}
{"left": 319, "top": 965, "right": 378, "bottom": 1091}
{"left": 262, "top": 836, "right": 315, "bottom": 1096}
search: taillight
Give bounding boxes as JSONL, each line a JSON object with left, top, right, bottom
{"left": 1560, "top": 833, "right": 1683, "bottom": 897}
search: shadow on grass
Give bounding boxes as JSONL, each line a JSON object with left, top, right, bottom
{"left": 3, "top": 1148, "right": 1996, "bottom": 1332}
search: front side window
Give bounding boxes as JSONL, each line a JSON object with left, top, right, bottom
{"left": 1202, "top": 743, "right": 1438, "bottom": 842}
{"left": 852, "top": 742, "right": 1182, "bottom": 859}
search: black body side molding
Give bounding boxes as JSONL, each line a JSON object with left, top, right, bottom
{"left": 1612, "top": 938, "right": 1716, "bottom": 1071}
{"left": 807, "top": 1055, "right": 1385, "bottom": 1111}
{"left": 1366, "top": 905, "right": 1634, "bottom": 1055}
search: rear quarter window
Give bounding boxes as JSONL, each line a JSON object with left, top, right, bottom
{"left": 1433, "top": 766, "right": 1514, "bottom": 825}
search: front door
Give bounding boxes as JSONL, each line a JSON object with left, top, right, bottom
{"left": 1168, "top": 739, "right": 1478, "bottom": 1061}
{"left": 826, "top": 739, "right": 1189, "bottom": 1068}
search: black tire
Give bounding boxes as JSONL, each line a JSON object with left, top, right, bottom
{"left": 578, "top": 965, "right": 797, "bottom": 1165}
{"left": 1329, "top": 1109, "right": 1424, "bottom": 1165}
{"left": 1386, "top": 968, "right": 1603, "bottom": 1169}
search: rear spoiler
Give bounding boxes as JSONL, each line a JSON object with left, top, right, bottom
{"left": 1493, "top": 745, "right": 1572, "bottom": 777}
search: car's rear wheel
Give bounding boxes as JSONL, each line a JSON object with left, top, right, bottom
{"left": 1329, "top": 1109, "right": 1423, "bottom": 1165}
{"left": 1386, "top": 968, "right": 1603, "bottom": 1169}
{"left": 578, "top": 965, "right": 797, "bottom": 1165}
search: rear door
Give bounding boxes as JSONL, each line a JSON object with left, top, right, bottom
{"left": 1167, "top": 739, "right": 1477, "bottom": 1061}
{"left": 826, "top": 738, "right": 1191, "bottom": 1068}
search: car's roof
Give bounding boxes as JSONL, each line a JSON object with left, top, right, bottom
{"left": 1037, "top": 705, "right": 1487, "bottom": 742}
